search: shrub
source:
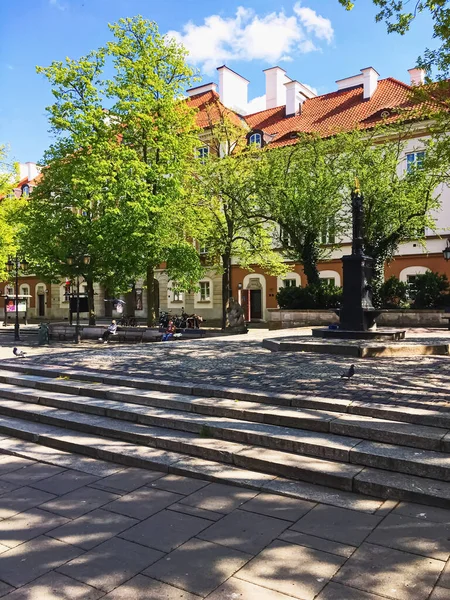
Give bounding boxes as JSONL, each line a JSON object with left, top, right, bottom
{"left": 409, "top": 271, "right": 450, "bottom": 309}
{"left": 379, "top": 276, "right": 409, "bottom": 308}
{"left": 276, "top": 283, "right": 342, "bottom": 309}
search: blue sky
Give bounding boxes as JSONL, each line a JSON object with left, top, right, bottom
{"left": 0, "top": 0, "right": 436, "bottom": 164}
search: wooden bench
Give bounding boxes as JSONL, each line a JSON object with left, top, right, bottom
{"left": 49, "top": 326, "right": 76, "bottom": 341}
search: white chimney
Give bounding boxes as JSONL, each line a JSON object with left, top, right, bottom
{"left": 217, "top": 65, "right": 249, "bottom": 114}
{"left": 285, "top": 81, "right": 304, "bottom": 117}
{"left": 186, "top": 83, "right": 218, "bottom": 97}
{"left": 408, "top": 67, "right": 425, "bottom": 86}
{"left": 26, "top": 162, "right": 39, "bottom": 182}
{"left": 361, "top": 67, "right": 379, "bottom": 100}
{"left": 264, "top": 66, "right": 291, "bottom": 109}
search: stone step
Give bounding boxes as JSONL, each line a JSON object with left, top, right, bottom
{"left": 0, "top": 399, "right": 364, "bottom": 491}
{"left": 3, "top": 414, "right": 450, "bottom": 509}
{"left": 2, "top": 392, "right": 450, "bottom": 485}
{"left": 0, "top": 370, "right": 449, "bottom": 453}
{"left": 3, "top": 363, "right": 450, "bottom": 428}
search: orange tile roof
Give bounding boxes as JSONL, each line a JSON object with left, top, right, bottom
{"left": 244, "top": 78, "right": 429, "bottom": 147}
{"left": 189, "top": 78, "right": 436, "bottom": 148}
{"left": 187, "top": 90, "right": 246, "bottom": 129}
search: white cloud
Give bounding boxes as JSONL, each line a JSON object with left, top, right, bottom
{"left": 49, "top": 0, "right": 67, "bottom": 11}
{"left": 294, "top": 3, "right": 334, "bottom": 43}
{"left": 167, "top": 4, "right": 333, "bottom": 75}
{"left": 246, "top": 95, "right": 267, "bottom": 113}
{"left": 6, "top": 64, "right": 14, "bottom": 70}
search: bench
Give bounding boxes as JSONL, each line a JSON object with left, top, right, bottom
{"left": 49, "top": 325, "right": 76, "bottom": 341}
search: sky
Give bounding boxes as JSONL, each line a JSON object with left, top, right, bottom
{"left": 0, "top": 0, "right": 437, "bottom": 164}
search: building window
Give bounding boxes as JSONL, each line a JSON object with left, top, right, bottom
{"left": 21, "top": 185, "right": 30, "bottom": 197}
{"left": 321, "top": 217, "right": 336, "bottom": 245}
{"left": 199, "top": 281, "right": 211, "bottom": 301}
{"left": 406, "top": 151, "right": 425, "bottom": 172}
{"left": 199, "top": 244, "right": 208, "bottom": 255}
{"left": 279, "top": 226, "right": 292, "bottom": 247}
{"left": 406, "top": 274, "right": 418, "bottom": 287}
{"left": 248, "top": 132, "right": 262, "bottom": 148}
{"left": 197, "top": 146, "right": 209, "bottom": 163}
{"left": 321, "top": 278, "right": 336, "bottom": 287}
{"left": 283, "top": 279, "right": 297, "bottom": 288}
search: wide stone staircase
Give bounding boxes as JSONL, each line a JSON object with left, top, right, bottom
{"left": 1, "top": 361, "right": 450, "bottom": 508}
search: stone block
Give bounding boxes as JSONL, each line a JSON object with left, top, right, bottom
{"left": 0, "top": 535, "right": 82, "bottom": 587}
{"left": 279, "top": 529, "right": 356, "bottom": 558}
{"left": 0, "top": 461, "right": 64, "bottom": 484}
{"left": 291, "top": 504, "right": 381, "bottom": 546}
{"left": 31, "top": 470, "right": 100, "bottom": 495}
{"left": 179, "top": 482, "right": 257, "bottom": 513}
{"left": 1, "top": 571, "right": 104, "bottom": 600}
{"left": 58, "top": 537, "right": 163, "bottom": 592}
{"left": 0, "top": 507, "right": 69, "bottom": 548}
{"left": 121, "top": 509, "right": 211, "bottom": 552}
{"left": 0, "top": 486, "right": 56, "bottom": 519}
{"left": 100, "top": 574, "right": 201, "bottom": 599}
{"left": 316, "top": 582, "right": 387, "bottom": 599}
{"left": 91, "top": 467, "right": 164, "bottom": 493}
{"left": 48, "top": 508, "right": 138, "bottom": 550}
{"left": 207, "top": 577, "right": 299, "bottom": 600}
{"left": 143, "top": 538, "right": 251, "bottom": 597}
{"left": 39, "top": 486, "right": 119, "bottom": 518}
{"left": 334, "top": 542, "right": 445, "bottom": 600}
{"left": 240, "top": 492, "right": 316, "bottom": 522}
{"left": 367, "top": 512, "right": 450, "bottom": 560}
{"left": 147, "top": 474, "right": 209, "bottom": 495}
{"left": 198, "top": 509, "right": 290, "bottom": 554}
{"left": 105, "top": 487, "right": 183, "bottom": 520}
{"left": 394, "top": 501, "right": 450, "bottom": 523}
{"left": 236, "top": 539, "right": 345, "bottom": 600}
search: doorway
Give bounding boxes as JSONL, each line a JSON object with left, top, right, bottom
{"left": 250, "top": 289, "right": 262, "bottom": 320}
{"left": 38, "top": 294, "right": 45, "bottom": 317}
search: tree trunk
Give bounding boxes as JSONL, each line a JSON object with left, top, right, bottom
{"left": 146, "top": 264, "right": 157, "bottom": 327}
{"left": 86, "top": 276, "right": 96, "bottom": 325}
{"left": 221, "top": 252, "right": 231, "bottom": 329}
{"left": 302, "top": 233, "right": 321, "bottom": 286}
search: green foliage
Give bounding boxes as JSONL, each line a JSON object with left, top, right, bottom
{"left": 409, "top": 271, "right": 450, "bottom": 308}
{"left": 338, "top": 1, "right": 450, "bottom": 78}
{"left": 378, "top": 276, "right": 409, "bottom": 308}
{"left": 165, "top": 242, "right": 205, "bottom": 292}
{"left": 21, "top": 16, "right": 202, "bottom": 323}
{"left": 0, "top": 146, "right": 24, "bottom": 280}
{"left": 191, "top": 104, "right": 286, "bottom": 327}
{"left": 255, "top": 133, "right": 347, "bottom": 286}
{"left": 338, "top": 124, "right": 446, "bottom": 302}
{"left": 276, "top": 284, "right": 342, "bottom": 310}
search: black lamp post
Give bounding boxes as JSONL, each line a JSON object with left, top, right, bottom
{"left": 66, "top": 253, "right": 91, "bottom": 344}
{"left": 443, "top": 239, "right": 450, "bottom": 262}
{"left": 5, "top": 255, "right": 29, "bottom": 342}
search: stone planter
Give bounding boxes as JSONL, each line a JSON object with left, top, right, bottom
{"left": 268, "top": 308, "right": 449, "bottom": 330}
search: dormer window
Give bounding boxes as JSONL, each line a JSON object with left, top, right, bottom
{"left": 197, "top": 146, "right": 209, "bottom": 163}
{"left": 21, "top": 184, "right": 30, "bottom": 197}
{"left": 248, "top": 132, "right": 262, "bottom": 148}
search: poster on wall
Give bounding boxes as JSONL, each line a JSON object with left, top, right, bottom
{"left": 6, "top": 300, "right": 26, "bottom": 313}
{"left": 136, "top": 289, "right": 143, "bottom": 311}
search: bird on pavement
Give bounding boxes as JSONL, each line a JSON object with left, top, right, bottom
{"left": 13, "top": 347, "right": 27, "bottom": 358}
{"left": 341, "top": 364, "right": 355, "bottom": 379}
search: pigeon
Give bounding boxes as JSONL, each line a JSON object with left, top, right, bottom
{"left": 13, "top": 348, "right": 27, "bottom": 358}
{"left": 341, "top": 364, "right": 355, "bottom": 379}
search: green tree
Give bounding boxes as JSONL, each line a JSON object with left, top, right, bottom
{"left": 255, "top": 133, "right": 347, "bottom": 286}
{"left": 339, "top": 125, "right": 448, "bottom": 301}
{"left": 192, "top": 105, "right": 285, "bottom": 328}
{"left": 338, "top": 0, "right": 450, "bottom": 77}
{"left": 0, "top": 146, "right": 23, "bottom": 281}
{"left": 21, "top": 17, "right": 202, "bottom": 325}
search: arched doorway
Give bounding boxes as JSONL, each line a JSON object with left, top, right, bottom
{"left": 243, "top": 274, "right": 266, "bottom": 321}
{"left": 36, "top": 284, "right": 46, "bottom": 317}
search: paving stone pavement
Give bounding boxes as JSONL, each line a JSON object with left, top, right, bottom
{"left": 0, "top": 452, "right": 450, "bottom": 599}
{"left": 12, "top": 327, "right": 450, "bottom": 410}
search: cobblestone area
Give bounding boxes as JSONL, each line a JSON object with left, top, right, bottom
{"left": 0, "top": 452, "right": 449, "bottom": 599}
{"left": 12, "top": 327, "right": 450, "bottom": 410}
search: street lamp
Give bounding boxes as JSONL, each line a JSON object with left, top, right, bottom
{"left": 5, "top": 254, "right": 29, "bottom": 341}
{"left": 66, "top": 253, "right": 90, "bottom": 344}
{"left": 443, "top": 239, "right": 450, "bottom": 262}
